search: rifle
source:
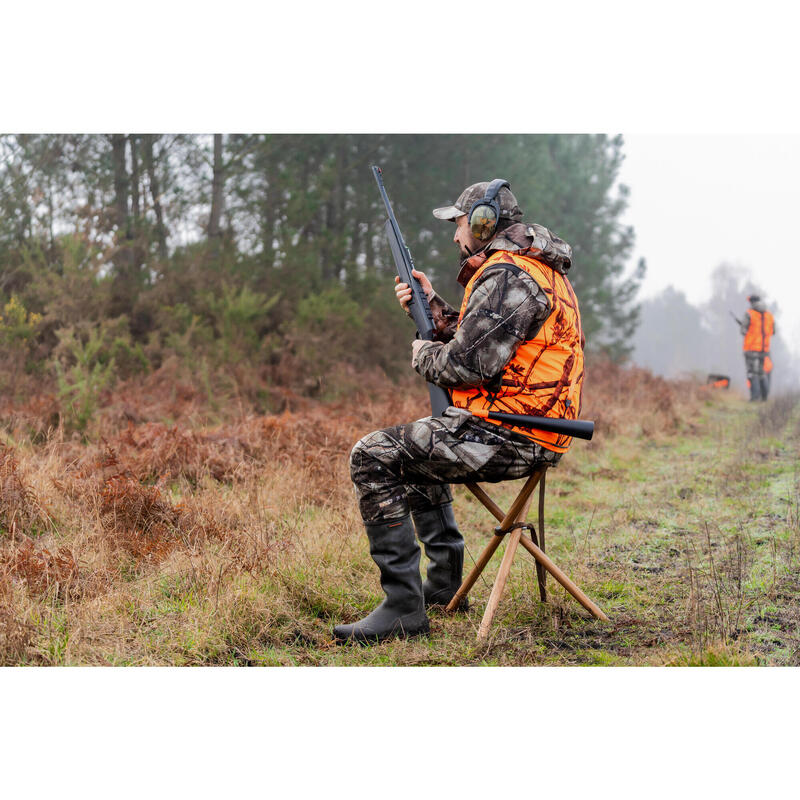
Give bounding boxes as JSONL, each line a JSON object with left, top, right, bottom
{"left": 372, "top": 165, "right": 451, "bottom": 417}
{"left": 730, "top": 310, "right": 747, "bottom": 328}
{"left": 371, "top": 165, "right": 594, "bottom": 442}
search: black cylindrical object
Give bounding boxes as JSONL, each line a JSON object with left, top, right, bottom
{"left": 485, "top": 411, "right": 594, "bottom": 441}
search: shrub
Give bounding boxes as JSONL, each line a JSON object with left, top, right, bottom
{"left": 99, "top": 465, "right": 220, "bottom": 563}
{"left": 0, "top": 295, "right": 42, "bottom": 345}
{"left": 53, "top": 327, "right": 115, "bottom": 432}
{"left": 0, "top": 445, "right": 50, "bottom": 538}
{"left": 2, "top": 539, "right": 79, "bottom": 601}
{"left": 203, "top": 283, "right": 281, "bottom": 364}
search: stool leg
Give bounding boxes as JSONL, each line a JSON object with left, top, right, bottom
{"left": 476, "top": 486, "right": 538, "bottom": 641}
{"left": 477, "top": 527, "right": 523, "bottom": 640}
{"left": 536, "top": 472, "right": 547, "bottom": 603}
{"left": 527, "top": 520, "right": 546, "bottom": 603}
{"left": 445, "top": 533, "right": 504, "bottom": 613}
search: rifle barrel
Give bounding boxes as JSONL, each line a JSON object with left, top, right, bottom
{"left": 372, "top": 164, "right": 450, "bottom": 417}
{"left": 472, "top": 409, "right": 594, "bottom": 441}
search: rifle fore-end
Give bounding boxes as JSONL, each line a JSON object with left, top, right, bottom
{"left": 382, "top": 217, "right": 436, "bottom": 339}
{"left": 373, "top": 164, "right": 450, "bottom": 416}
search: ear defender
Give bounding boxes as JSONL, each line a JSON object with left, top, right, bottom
{"left": 468, "top": 179, "right": 510, "bottom": 241}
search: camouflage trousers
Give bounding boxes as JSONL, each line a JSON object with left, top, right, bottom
{"left": 744, "top": 351, "right": 768, "bottom": 400}
{"left": 350, "top": 406, "right": 561, "bottom": 523}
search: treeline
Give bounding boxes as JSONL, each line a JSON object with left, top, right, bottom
{"left": 633, "top": 264, "right": 798, "bottom": 391}
{"left": 0, "top": 134, "right": 643, "bottom": 424}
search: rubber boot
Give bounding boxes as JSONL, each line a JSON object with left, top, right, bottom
{"left": 333, "top": 515, "right": 429, "bottom": 644}
{"left": 412, "top": 503, "right": 468, "bottom": 610}
{"left": 759, "top": 374, "right": 770, "bottom": 401}
{"left": 749, "top": 376, "right": 761, "bottom": 401}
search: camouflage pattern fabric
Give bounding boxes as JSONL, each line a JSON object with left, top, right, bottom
{"left": 739, "top": 318, "right": 750, "bottom": 336}
{"left": 489, "top": 222, "right": 573, "bottom": 274}
{"left": 428, "top": 292, "right": 461, "bottom": 342}
{"left": 740, "top": 299, "right": 776, "bottom": 338}
{"left": 411, "top": 219, "right": 573, "bottom": 388}
{"left": 350, "top": 407, "right": 560, "bottom": 523}
{"left": 744, "top": 351, "right": 766, "bottom": 380}
{"left": 423, "top": 220, "right": 571, "bottom": 345}
{"left": 351, "top": 218, "right": 570, "bottom": 523}
{"left": 412, "top": 265, "right": 551, "bottom": 389}
{"left": 432, "top": 182, "right": 523, "bottom": 222}
{"left": 745, "top": 350, "right": 768, "bottom": 400}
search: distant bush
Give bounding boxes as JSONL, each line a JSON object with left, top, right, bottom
{"left": 281, "top": 286, "right": 366, "bottom": 395}
{"left": 0, "top": 295, "right": 42, "bottom": 345}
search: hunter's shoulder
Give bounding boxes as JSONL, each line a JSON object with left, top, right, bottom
{"left": 469, "top": 257, "right": 549, "bottom": 312}
{"left": 488, "top": 221, "right": 573, "bottom": 274}
{"left": 479, "top": 256, "right": 542, "bottom": 282}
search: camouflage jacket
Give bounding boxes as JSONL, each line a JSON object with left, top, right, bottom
{"left": 412, "top": 222, "right": 573, "bottom": 389}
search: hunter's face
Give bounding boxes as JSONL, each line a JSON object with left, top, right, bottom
{"left": 453, "top": 213, "right": 486, "bottom": 259}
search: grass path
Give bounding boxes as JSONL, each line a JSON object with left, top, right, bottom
{"left": 298, "top": 392, "right": 800, "bottom": 666}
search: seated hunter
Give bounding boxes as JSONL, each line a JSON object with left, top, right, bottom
{"left": 334, "top": 179, "right": 585, "bottom": 644}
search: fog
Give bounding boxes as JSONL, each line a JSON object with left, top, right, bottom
{"left": 632, "top": 263, "right": 798, "bottom": 393}
{"left": 618, "top": 135, "right": 800, "bottom": 389}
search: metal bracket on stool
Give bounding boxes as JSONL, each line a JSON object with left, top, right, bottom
{"left": 494, "top": 521, "right": 535, "bottom": 538}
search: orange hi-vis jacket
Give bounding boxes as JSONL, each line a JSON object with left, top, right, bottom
{"left": 450, "top": 250, "right": 585, "bottom": 453}
{"left": 743, "top": 308, "right": 774, "bottom": 352}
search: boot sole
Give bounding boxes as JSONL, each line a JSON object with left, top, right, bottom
{"left": 333, "top": 622, "right": 430, "bottom": 646}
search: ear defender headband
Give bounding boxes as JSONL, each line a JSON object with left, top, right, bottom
{"left": 468, "top": 179, "right": 510, "bottom": 241}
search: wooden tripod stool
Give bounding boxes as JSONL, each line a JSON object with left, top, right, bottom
{"left": 445, "top": 466, "right": 609, "bottom": 640}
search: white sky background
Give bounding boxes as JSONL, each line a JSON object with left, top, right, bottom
{"left": 618, "top": 134, "right": 800, "bottom": 351}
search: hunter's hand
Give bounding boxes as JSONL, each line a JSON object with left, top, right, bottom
{"left": 394, "top": 269, "right": 434, "bottom": 312}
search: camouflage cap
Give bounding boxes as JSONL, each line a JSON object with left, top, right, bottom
{"left": 432, "top": 181, "right": 523, "bottom": 222}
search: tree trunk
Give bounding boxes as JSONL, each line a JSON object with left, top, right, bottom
{"left": 208, "top": 134, "right": 224, "bottom": 242}
{"left": 110, "top": 134, "right": 130, "bottom": 236}
{"left": 332, "top": 136, "right": 349, "bottom": 280}
{"left": 46, "top": 173, "right": 55, "bottom": 255}
{"left": 142, "top": 134, "right": 168, "bottom": 260}
{"left": 128, "top": 134, "right": 150, "bottom": 286}
{"left": 129, "top": 134, "right": 141, "bottom": 225}
{"left": 109, "top": 134, "right": 136, "bottom": 317}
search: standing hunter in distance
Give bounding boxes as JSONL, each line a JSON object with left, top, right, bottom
{"left": 739, "top": 294, "right": 774, "bottom": 402}
{"left": 334, "top": 179, "right": 585, "bottom": 644}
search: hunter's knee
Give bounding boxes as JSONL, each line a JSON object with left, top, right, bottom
{"left": 349, "top": 429, "right": 391, "bottom": 483}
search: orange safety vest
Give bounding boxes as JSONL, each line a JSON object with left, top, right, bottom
{"left": 764, "top": 355, "right": 773, "bottom": 373}
{"left": 450, "top": 250, "right": 584, "bottom": 453}
{"left": 743, "top": 308, "right": 774, "bottom": 352}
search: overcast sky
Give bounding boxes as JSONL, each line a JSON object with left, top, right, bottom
{"left": 617, "top": 135, "right": 800, "bottom": 351}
